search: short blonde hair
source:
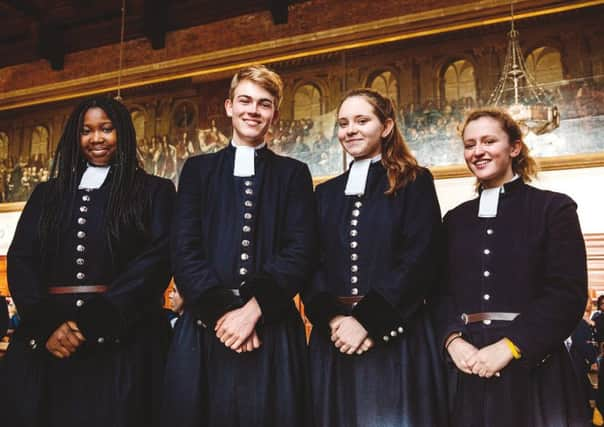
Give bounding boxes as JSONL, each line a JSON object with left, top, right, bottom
{"left": 228, "top": 64, "right": 284, "bottom": 109}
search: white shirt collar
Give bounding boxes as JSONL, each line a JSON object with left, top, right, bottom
{"left": 477, "top": 175, "right": 519, "bottom": 218}
{"left": 231, "top": 140, "right": 266, "bottom": 177}
{"left": 344, "top": 154, "right": 381, "bottom": 196}
{"left": 78, "top": 164, "right": 111, "bottom": 190}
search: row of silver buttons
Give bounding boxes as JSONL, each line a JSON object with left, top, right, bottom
{"left": 239, "top": 180, "right": 254, "bottom": 278}
{"left": 349, "top": 198, "right": 362, "bottom": 296}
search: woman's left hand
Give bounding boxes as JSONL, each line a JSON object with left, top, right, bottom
{"left": 466, "top": 338, "right": 514, "bottom": 378}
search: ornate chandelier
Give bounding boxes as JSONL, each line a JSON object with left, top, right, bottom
{"left": 487, "top": 6, "right": 560, "bottom": 135}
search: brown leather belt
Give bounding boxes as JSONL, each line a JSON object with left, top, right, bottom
{"left": 48, "top": 285, "right": 109, "bottom": 295}
{"left": 337, "top": 296, "right": 363, "bottom": 308}
{"left": 461, "top": 312, "right": 519, "bottom": 324}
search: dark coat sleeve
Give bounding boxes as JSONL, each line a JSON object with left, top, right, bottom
{"left": 504, "top": 195, "right": 587, "bottom": 368}
{"left": 7, "top": 182, "right": 66, "bottom": 344}
{"left": 239, "top": 162, "right": 318, "bottom": 323}
{"left": 352, "top": 170, "right": 442, "bottom": 341}
{"left": 301, "top": 184, "right": 346, "bottom": 333}
{"left": 77, "top": 178, "right": 176, "bottom": 341}
{"left": 171, "top": 158, "right": 244, "bottom": 327}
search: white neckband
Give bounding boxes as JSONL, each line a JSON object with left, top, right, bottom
{"left": 232, "top": 141, "right": 266, "bottom": 177}
{"left": 477, "top": 175, "right": 519, "bottom": 218}
{"left": 79, "top": 164, "right": 111, "bottom": 189}
{"left": 344, "top": 154, "right": 381, "bottom": 196}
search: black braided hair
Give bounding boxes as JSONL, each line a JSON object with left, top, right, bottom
{"left": 39, "top": 96, "right": 150, "bottom": 264}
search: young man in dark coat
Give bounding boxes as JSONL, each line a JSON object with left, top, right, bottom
{"left": 162, "top": 65, "right": 316, "bottom": 427}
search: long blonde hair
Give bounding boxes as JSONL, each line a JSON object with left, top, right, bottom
{"left": 338, "top": 88, "right": 420, "bottom": 195}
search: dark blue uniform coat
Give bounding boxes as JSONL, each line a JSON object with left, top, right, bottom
{"left": 0, "top": 171, "right": 175, "bottom": 427}
{"left": 439, "top": 179, "right": 588, "bottom": 427}
{"left": 303, "top": 163, "right": 449, "bottom": 427}
{"left": 162, "top": 145, "right": 316, "bottom": 427}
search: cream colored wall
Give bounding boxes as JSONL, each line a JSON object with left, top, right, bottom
{"left": 434, "top": 166, "right": 604, "bottom": 234}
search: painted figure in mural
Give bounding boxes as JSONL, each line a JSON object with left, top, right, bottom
{"left": 161, "top": 65, "right": 316, "bottom": 427}
{"left": 439, "top": 108, "right": 588, "bottom": 426}
{"left": 302, "top": 88, "right": 449, "bottom": 427}
{"left": 0, "top": 96, "right": 175, "bottom": 427}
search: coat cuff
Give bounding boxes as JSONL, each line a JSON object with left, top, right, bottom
{"left": 352, "top": 290, "right": 405, "bottom": 344}
{"left": 195, "top": 286, "right": 244, "bottom": 328}
{"left": 239, "top": 272, "right": 291, "bottom": 323}
{"left": 17, "top": 299, "right": 67, "bottom": 347}
{"left": 77, "top": 296, "right": 124, "bottom": 341}
{"left": 305, "top": 292, "right": 347, "bottom": 333}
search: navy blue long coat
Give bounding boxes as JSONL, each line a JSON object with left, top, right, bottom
{"left": 162, "top": 145, "right": 316, "bottom": 427}
{"left": 303, "top": 162, "right": 449, "bottom": 427}
{"left": 439, "top": 179, "right": 588, "bottom": 427}
{"left": 0, "top": 297, "right": 7, "bottom": 337}
{"left": 0, "top": 171, "right": 175, "bottom": 427}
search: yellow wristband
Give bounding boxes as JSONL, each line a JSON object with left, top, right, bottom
{"left": 504, "top": 338, "right": 521, "bottom": 359}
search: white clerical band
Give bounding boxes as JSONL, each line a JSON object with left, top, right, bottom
{"left": 232, "top": 141, "right": 266, "bottom": 177}
{"left": 344, "top": 155, "right": 381, "bottom": 196}
{"left": 79, "top": 165, "right": 110, "bottom": 189}
{"left": 478, "top": 187, "right": 501, "bottom": 218}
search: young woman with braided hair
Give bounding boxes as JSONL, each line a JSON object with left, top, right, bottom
{"left": 303, "top": 88, "right": 448, "bottom": 426}
{"left": 1, "top": 96, "right": 175, "bottom": 427}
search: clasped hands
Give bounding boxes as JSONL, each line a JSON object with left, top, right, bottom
{"left": 447, "top": 336, "right": 514, "bottom": 378}
{"left": 46, "top": 321, "right": 86, "bottom": 359}
{"left": 329, "top": 315, "right": 374, "bottom": 355}
{"left": 215, "top": 297, "right": 263, "bottom": 353}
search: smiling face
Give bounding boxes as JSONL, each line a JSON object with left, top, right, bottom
{"left": 79, "top": 107, "right": 117, "bottom": 166}
{"left": 336, "top": 96, "right": 393, "bottom": 160}
{"left": 224, "top": 79, "right": 278, "bottom": 147}
{"left": 462, "top": 116, "right": 521, "bottom": 188}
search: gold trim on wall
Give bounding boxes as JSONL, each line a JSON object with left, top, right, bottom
{"left": 0, "top": 0, "right": 602, "bottom": 111}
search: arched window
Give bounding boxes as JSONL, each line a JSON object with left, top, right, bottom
{"left": 443, "top": 60, "right": 476, "bottom": 102}
{"left": 525, "top": 47, "right": 563, "bottom": 86}
{"left": 294, "top": 84, "right": 322, "bottom": 119}
{"left": 130, "top": 109, "right": 146, "bottom": 140}
{"left": 31, "top": 126, "right": 49, "bottom": 156}
{"left": 369, "top": 71, "right": 399, "bottom": 104}
{"left": 0, "top": 131, "right": 8, "bottom": 160}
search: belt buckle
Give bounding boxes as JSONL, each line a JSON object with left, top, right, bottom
{"left": 460, "top": 313, "right": 469, "bottom": 325}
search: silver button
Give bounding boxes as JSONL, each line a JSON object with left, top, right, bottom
{"left": 82, "top": 195, "right": 91, "bottom": 202}
{"left": 29, "top": 339, "right": 37, "bottom": 349}
{"left": 242, "top": 240, "right": 250, "bottom": 247}
{"left": 97, "top": 337, "right": 105, "bottom": 344}
{"left": 350, "top": 241, "right": 358, "bottom": 249}
{"left": 244, "top": 200, "right": 253, "bottom": 208}
{"left": 196, "top": 319, "right": 203, "bottom": 326}
{"left": 483, "top": 294, "right": 491, "bottom": 301}
{"left": 76, "top": 258, "right": 85, "bottom": 266}
{"left": 350, "top": 230, "right": 358, "bottom": 237}
{"left": 239, "top": 267, "right": 248, "bottom": 276}
{"left": 245, "top": 188, "right": 253, "bottom": 195}
{"left": 76, "top": 245, "right": 86, "bottom": 252}
{"left": 483, "top": 249, "right": 490, "bottom": 255}
{"left": 390, "top": 330, "right": 397, "bottom": 337}
{"left": 77, "top": 231, "right": 86, "bottom": 239}
{"left": 351, "top": 253, "right": 358, "bottom": 261}
{"left": 482, "top": 319, "right": 492, "bottom": 325}
{"left": 76, "top": 272, "right": 85, "bottom": 280}
{"left": 352, "top": 209, "right": 360, "bottom": 217}
{"left": 241, "top": 253, "right": 249, "bottom": 261}
{"left": 350, "top": 219, "right": 358, "bottom": 227}
{"left": 79, "top": 206, "right": 88, "bottom": 213}
{"left": 397, "top": 326, "right": 404, "bottom": 334}
{"left": 76, "top": 299, "right": 84, "bottom": 307}
{"left": 351, "top": 265, "right": 358, "bottom": 273}
{"left": 351, "top": 276, "right": 358, "bottom": 284}
{"left": 383, "top": 335, "right": 389, "bottom": 342}
{"left": 244, "top": 180, "right": 253, "bottom": 187}
{"left": 243, "top": 225, "right": 251, "bottom": 233}
{"left": 354, "top": 201, "right": 362, "bottom": 208}
{"left": 244, "top": 213, "right": 253, "bottom": 220}
{"left": 483, "top": 271, "right": 491, "bottom": 277}
{"left": 77, "top": 217, "right": 87, "bottom": 225}
{"left": 351, "top": 287, "right": 359, "bottom": 295}
{"left": 486, "top": 229, "right": 494, "bottom": 235}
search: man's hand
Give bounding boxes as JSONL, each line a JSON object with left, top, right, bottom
{"left": 236, "top": 330, "right": 262, "bottom": 353}
{"left": 330, "top": 315, "right": 369, "bottom": 355}
{"left": 215, "top": 297, "right": 262, "bottom": 351}
{"left": 45, "top": 321, "right": 85, "bottom": 359}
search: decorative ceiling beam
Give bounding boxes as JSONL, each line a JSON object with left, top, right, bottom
{"left": 270, "top": 0, "right": 289, "bottom": 25}
{"left": 144, "top": 0, "right": 168, "bottom": 49}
